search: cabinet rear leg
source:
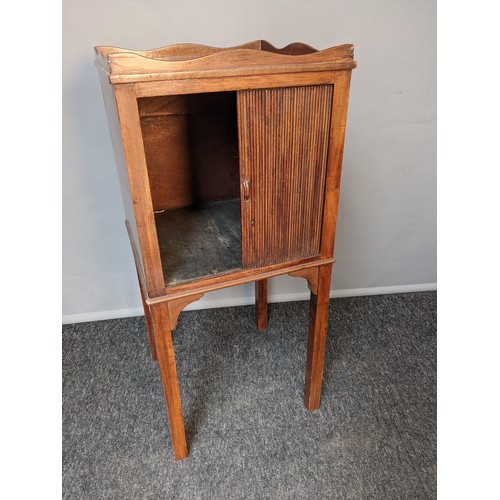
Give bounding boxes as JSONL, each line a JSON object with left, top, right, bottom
{"left": 255, "top": 279, "right": 268, "bottom": 330}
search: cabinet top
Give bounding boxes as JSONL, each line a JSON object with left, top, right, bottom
{"left": 94, "top": 40, "right": 356, "bottom": 84}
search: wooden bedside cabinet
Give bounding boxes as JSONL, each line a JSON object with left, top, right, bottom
{"left": 95, "top": 40, "right": 356, "bottom": 460}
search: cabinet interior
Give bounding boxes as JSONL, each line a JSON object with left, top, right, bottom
{"left": 138, "top": 91, "right": 242, "bottom": 285}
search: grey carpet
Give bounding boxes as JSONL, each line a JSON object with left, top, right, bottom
{"left": 62, "top": 291, "right": 436, "bottom": 499}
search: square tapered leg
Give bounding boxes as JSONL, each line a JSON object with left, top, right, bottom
{"left": 304, "top": 264, "right": 332, "bottom": 410}
{"left": 149, "top": 302, "right": 188, "bottom": 460}
{"left": 255, "top": 279, "right": 268, "bottom": 331}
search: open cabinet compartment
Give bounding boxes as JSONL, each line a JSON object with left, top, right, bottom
{"left": 138, "top": 91, "right": 242, "bottom": 286}
{"left": 94, "top": 39, "right": 356, "bottom": 294}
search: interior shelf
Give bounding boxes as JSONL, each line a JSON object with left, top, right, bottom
{"left": 155, "top": 198, "right": 242, "bottom": 286}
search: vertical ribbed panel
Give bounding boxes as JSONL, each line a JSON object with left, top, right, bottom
{"left": 238, "top": 85, "right": 333, "bottom": 268}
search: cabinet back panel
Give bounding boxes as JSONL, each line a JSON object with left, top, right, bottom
{"left": 138, "top": 92, "right": 240, "bottom": 211}
{"left": 238, "top": 85, "right": 333, "bottom": 268}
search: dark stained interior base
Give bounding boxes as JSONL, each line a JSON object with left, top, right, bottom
{"left": 155, "top": 199, "right": 242, "bottom": 286}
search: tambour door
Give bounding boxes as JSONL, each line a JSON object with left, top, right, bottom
{"left": 237, "top": 85, "right": 334, "bottom": 268}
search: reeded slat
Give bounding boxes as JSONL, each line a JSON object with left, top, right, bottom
{"left": 238, "top": 85, "right": 333, "bottom": 268}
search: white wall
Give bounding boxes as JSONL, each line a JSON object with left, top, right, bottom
{"left": 62, "top": 0, "right": 436, "bottom": 323}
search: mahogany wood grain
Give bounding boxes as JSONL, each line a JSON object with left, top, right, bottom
{"left": 97, "top": 68, "right": 144, "bottom": 280}
{"left": 96, "top": 41, "right": 318, "bottom": 65}
{"left": 113, "top": 84, "right": 165, "bottom": 295}
{"left": 167, "top": 293, "right": 204, "bottom": 330}
{"left": 139, "top": 92, "right": 239, "bottom": 211}
{"left": 149, "top": 302, "right": 188, "bottom": 460}
{"left": 320, "top": 70, "right": 352, "bottom": 259}
{"left": 255, "top": 279, "right": 268, "bottom": 331}
{"left": 95, "top": 40, "right": 263, "bottom": 67}
{"left": 125, "top": 219, "right": 148, "bottom": 296}
{"left": 304, "top": 264, "right": 333, "bottom": 410}
{"left": 147, "top": 257, "right": 335, "bottom": 304}
{"left": 238, "top": 85, "right": 333, "bottom": 268}
{"left": 140, "top": 113, "right": 192, "bottom": 210}
{"left": 95, "top": 43, "right": 355, "bottom": 84}
{"left": 137, "top": 270, "right": 157, "bottom": 361}
{"left": 134, "top": 71, "right": 339, "bottom": 98}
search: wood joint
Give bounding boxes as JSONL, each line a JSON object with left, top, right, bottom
{"left": 167, "top": 293, "right": 204, "bottom": 330}
{"left": 288, "top": 267, "right": 319, "bottom": 295}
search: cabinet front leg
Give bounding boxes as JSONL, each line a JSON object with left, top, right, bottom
{"left": 136, "top": 272, "right": 157, "bottom": 361}
{"left": 149, "top": 302, "right": 188, "bottom": 460}
{"left": 255, "top": 279, "right": 268, "bottom": 330}
{"left": 304, "top": 264, "right": 332, "bottom": 410}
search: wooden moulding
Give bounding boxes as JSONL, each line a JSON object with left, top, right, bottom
{"left": 94, "top": 40, "right": 356, "bottom": 84}
{"left": 134, "top": 71, "right": 340, "bottom": 98}
{"left": 167, "top": 294, "right": 204, "bottom": 330}
{"left": 288, "top": 267, "right": 320, "bottom": 295}
{"left": 148, "top": 257, "right": 335, "bottom": 304}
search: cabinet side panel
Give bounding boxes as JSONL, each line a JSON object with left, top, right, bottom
{"left": 97, "top": 68, "right": 144, "bottom": 278}
{"left": 238, "top": 85, "right": 333, "bottom": 268}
